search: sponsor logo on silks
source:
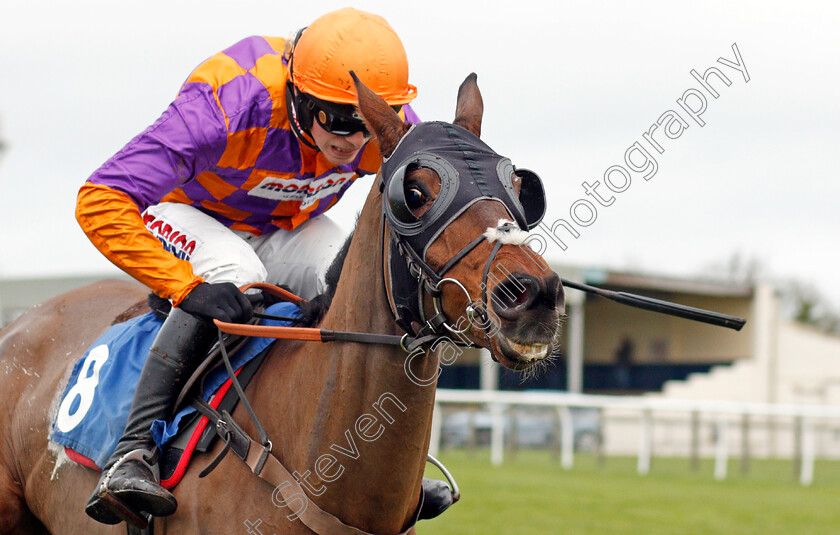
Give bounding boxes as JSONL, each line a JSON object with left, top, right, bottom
{"left": 248, "top": 172, "right": 354, "bottom": 208}
{"left": 143, "top": 213, "right": 200, "bottom": 261}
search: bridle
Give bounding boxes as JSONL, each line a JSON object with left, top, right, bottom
{"left": 379, "top": 121, "right": 545, "bottom": 354}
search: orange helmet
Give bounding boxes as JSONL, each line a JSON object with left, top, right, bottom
{"left": 289, "top": 8, "right": 417, "bottom": 106}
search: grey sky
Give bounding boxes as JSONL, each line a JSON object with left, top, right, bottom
{"left": 2, "top": 0, "right": 838, "bottom": 307}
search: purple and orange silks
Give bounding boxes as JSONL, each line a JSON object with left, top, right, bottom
{"left": 76, "top": 35, "right": 419, "bottom": 303}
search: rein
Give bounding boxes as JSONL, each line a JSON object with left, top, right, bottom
{"left": 212, "top": 284, "right": 439, "bottom": 353}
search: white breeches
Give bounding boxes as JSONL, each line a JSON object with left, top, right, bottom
{"left": 142, "top": 203, "right": 350, "bottom": 300}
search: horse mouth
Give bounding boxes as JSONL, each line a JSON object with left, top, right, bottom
{"left": 495, "top": 334, "right": 552, "bottom": 369}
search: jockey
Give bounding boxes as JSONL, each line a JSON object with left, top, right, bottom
{"left": 80, "top": 8, "right": 452, "bottom": 526}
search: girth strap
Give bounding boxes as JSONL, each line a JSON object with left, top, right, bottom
{"left": 193, "top": 397, "right": 422, "bottom": 535}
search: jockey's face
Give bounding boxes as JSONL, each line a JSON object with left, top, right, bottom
{"left": 310, "top": 120, "right": 369, "bottom": 166}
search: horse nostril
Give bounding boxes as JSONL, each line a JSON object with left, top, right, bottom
{"left": 545, "top": 273, "right": 565, "bottom": 314}
{"left": 491, "top": 274, "right": 539, "bottom": 320}
{"left": 491, "top": 273, "right": 565, "bottom": 320}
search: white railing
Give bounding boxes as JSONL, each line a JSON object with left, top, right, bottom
{"left": 431, "top": 389, "right": 840, "bottom": 486}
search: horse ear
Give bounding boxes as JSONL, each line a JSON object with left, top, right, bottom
{"left": 351, "top": 71, "right": 410, "bottom": 159}
{"left": 453, "top": 72, "right": 483, "bottom": 137}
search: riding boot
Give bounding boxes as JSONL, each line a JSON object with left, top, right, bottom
{"left": 418, "top": 477, "right": 455, "bottom": 520}
{"left": 85, "top": 307, "right": 216, "bottom": 526}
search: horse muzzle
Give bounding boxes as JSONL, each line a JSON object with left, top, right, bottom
{"left": 487, "top": 272, "right": 564, "bottom": 368}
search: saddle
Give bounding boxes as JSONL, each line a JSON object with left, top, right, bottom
{"left": 51, "top": 297, "right": 300, "bottom": 488}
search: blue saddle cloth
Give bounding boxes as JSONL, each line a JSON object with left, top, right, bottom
{"left": 49, "top": 302, "right": 298, "bottom": 469}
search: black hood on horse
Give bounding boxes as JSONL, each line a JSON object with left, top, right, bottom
{"left": 381, "top": 121, "right": 545, "bottom": 249}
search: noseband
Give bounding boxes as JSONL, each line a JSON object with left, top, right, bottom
{"left": 379, "top": 121, "right": 545, "bottom": 349}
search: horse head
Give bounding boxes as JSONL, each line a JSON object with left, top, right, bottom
{"left": 353, "top": 72, "right": 564, "bottom": 372}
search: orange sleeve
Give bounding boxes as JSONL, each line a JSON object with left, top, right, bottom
{"left": 75, "top": 183, "right": 203, "bottom": 305}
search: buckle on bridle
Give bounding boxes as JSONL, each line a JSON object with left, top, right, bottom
{"left": 408, "top": 260, "right": 423, "bottom": 280}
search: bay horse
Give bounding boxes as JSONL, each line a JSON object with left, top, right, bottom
{"left": 0, "top": 73, "right": 564, "bottom": 534}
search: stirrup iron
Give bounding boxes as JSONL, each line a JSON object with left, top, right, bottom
{"left": 99, "top": 449, "right": 160, "bottom": 494}
{"left": 427, "top": 453, "right": 460, "bottom": 502}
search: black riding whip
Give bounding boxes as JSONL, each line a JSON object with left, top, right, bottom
{"left": 561, "top": 279, "right": 747, "bottom": 331}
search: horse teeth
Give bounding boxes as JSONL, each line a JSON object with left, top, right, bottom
{"left": 507, "top": 341, "right": 548, "bottom": 361}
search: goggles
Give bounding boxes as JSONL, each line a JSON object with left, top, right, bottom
{"left": 296, "top": 90, "right": 402, "bottom": 137}
{"left": 296, "top": 92, "right": 366, "bottom": 137}
{"left": 313, "top": 104, "right": 369, "bottom": 136}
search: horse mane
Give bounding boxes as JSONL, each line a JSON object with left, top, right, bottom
{"left": 113, "top": 298, "right": 153, "bottom": 325}
{"left": 144, "top": 229, "right": 356, "bottom": 328}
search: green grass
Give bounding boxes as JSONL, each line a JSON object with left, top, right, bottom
{"left": 421, "top": 450, "right": 840, "bottom": 534}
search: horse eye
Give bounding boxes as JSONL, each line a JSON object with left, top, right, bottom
{"left": 405, "top": 185, "right": 428, "bottom": 210}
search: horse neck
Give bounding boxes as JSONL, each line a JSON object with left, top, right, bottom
{"left": 256, "top": 182, "right": 440, "bottom": 533}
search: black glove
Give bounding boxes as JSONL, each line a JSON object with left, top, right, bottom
{"left": 178, "top": 282, "right": 254, "bottom": 324}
